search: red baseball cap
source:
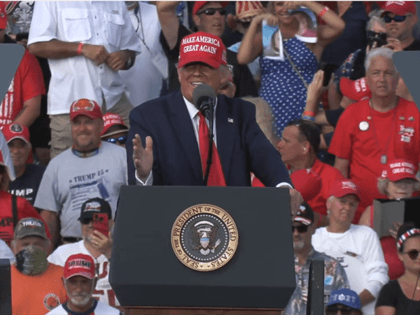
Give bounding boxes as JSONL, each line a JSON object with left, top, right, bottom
{"left": 101, "top": 113, "right": 128, "bottom": 137}
{"left": 382, "top": 1, "right": 416, "bottom": 16}
{"left": 340, "top": 77, "right": 371, "bottom": 101}
{"left": 329, "top": 179, "right": 361, "bottom": 200}
{"left": 64, "top": 254, "right": 96, "bottom": 280}
{"left": 193, "top": 1, "right": 229, "bottom": 16}
{"left": 178, "top": 31, "right": 227, "bottom": 69}
{"left": 70, "top": 99, "right": 102, "bottom": 121}
{"left": 384, "top": 159, "right": 418, "bottom": 182}
{"left": 290, "top": 169, "right": 322, "bottom": 202}
{"left": 2, "top": 124, "right": 30, "bottom": 144}
{"left": 0, "top": 2, "right": 7, "bottom": 29}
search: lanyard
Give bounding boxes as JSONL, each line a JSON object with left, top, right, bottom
{"left": 368, "top": 99, "right": 398, "bottom": 164}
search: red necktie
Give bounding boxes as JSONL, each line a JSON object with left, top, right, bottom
{"left": 198, "top": 112, "right": 226, "bottom": 186}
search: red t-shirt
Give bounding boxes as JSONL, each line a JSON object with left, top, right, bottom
{"left": 0, "top": 191, "right": 51, "bottom": 243}
{"left": 329, "top": 98, "right": 420, "bottom": 223}
{"left": 0, "top": 49, "right": 45, "bottom": 126}
{"left": 307, "top": 159, "right": 345, "bottom": 217}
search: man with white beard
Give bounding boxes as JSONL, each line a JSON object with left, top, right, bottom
{"left": 47, "top": 253, "right": 121, "bottom": 315}
{"left": 284, "top": 202, "right": 349, "bottom": 315}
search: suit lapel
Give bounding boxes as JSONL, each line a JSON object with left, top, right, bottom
{"left": 216, "top": 96, "right": 235, "bottom": 181}
{"left": 169, "top": 91, "right": 203, "bottom": 182}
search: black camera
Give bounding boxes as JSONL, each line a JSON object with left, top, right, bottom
{"left": 367, "top": 31, "right": 388, "bottom": 50}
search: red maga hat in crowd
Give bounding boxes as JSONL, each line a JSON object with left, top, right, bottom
{"left": 178, "top": 32, "right": 227, "bottom": 69}
{"left": 70, "top": 99, "right": 102, "bottom": 121}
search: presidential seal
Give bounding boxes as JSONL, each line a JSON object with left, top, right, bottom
{"left": 171, "top": 204, "right": 239, "bottom": 272}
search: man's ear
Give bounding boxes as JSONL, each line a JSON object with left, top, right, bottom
{"left": 193, "top": 14, "right": 201, "bottom": 29}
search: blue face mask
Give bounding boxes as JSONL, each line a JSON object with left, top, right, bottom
{"left": 15, "top": 245, "right": 48, "bottom": 276}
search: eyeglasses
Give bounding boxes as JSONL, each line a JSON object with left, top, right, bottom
{"left": 105, "top": 135, "right": 128, "bottom": 145}
{"left": 403, "top": 249, "right": 420, "bottom": 260}
{"left": 197, "top": 8, "right": 227, "bottom": 16}
{"left": 384, "top": 15, "right": 411, "bottom": 23}
{"left": 292, "top": 225, "right": 309, "bottom": 234}
{"left": 326, "top": 305, "right": 359, "bottom": 315}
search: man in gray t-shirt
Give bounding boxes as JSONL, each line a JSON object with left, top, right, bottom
{"left": 35, "top": 99, "right": 127, "bottom": 247}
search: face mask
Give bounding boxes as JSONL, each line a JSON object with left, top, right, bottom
{"left": 15, "top": 245, "right": 48, "bottom": 276}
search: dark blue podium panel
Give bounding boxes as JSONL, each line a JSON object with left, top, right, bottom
{"left": 110, "top": 186, "right": 295, "bottom": 309}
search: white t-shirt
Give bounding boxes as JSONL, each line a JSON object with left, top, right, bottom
{"left": 28, "top": 1, "right": 142, "bottom": 115}
{"left": 34, "top": 142, "right": 127, "bottom": 238}
{"left": 48, "top": 240, "right": 119, "bottom": 307}
{"left": 312, "top": 224, "right": 389, "bottom": 315}
{"left": 47, "top": 299, "right": 121, "bottom": 315}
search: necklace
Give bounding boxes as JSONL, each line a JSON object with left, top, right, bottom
{"left": 368, "top": 99, "right": 398, "bottom": 164}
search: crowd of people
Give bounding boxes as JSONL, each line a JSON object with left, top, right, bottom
{"left": 1, "top": 1, "right": 420, "bottom": 314}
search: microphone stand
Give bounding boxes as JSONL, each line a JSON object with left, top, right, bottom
{"left": 203, "top": 98, "right": 215, "bottom": 186}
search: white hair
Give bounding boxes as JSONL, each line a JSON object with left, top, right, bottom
{"left": 364, "top": 47, "right": 398, "bottom": 75}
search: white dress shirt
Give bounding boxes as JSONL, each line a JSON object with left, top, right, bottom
{"left": 28, "top": 1, "right": 142, "bottom": 115}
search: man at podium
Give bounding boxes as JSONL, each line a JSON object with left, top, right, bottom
{"left": 126, "top": 32, "right": 301, "bottom": 212}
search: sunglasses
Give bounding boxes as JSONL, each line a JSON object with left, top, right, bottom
{"left": 197, "top": 8, "right": 227, "bottom": 16}
{"left": 292, "top": 225, "right": 309, "bottom": 234}
{"left": 105, "top": 135, "right": 128, "bottom": 145}
{"left": 80, "top": 218, "right": 93, "bottom": 225}
{"left": 403, "top": 249, "right": 420, "bottom": 260}
{"left": 384, "top": 15, "right": 410, "bottom": 23}
{"left": 326, "top": 305, "right": 359, "bottom": 315}
{"left": 367, "top": 31, "right": 387, "bottom": 41}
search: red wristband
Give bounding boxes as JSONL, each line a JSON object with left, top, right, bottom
{"left": 77, "top": 42, "right": 84, "bottom": 55}
{"left": 318, "top": 7, "right": 329, "bottom": 19}
{"left": 303, "top": 111, "right": 315, "bottom": 117}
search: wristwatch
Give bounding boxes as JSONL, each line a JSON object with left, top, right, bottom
{"left": 125, "top": 54, "right": 133, "bottom": 69}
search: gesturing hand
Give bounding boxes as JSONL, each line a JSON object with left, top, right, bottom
{"left": 307, "top": 70, "right": 325, "bottom": 103}
{"left": 133, "top": 134, "right": 154, "bottom": 182}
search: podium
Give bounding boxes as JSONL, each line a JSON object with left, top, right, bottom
{"left": 110, "top": 186, "right": 296, "bottom": 314}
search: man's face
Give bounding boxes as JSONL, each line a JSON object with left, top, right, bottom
{"left": 277, "top": 125, "right": 305, "bottom": 165}
{"left": 327, "top": 195, "right": 359, "bottom": 226}
{"left": 71, "top": 116, "right": 104, "bottom": 152}
{"left": 385, "top": 12, "right": 416, "bottom": 41}
{"left": 8, "top": 139, "right": 30, "bottom": 170}
{"left": 178, "top": 62, "right": 222, "bottom": 103}
{"left": 193, "top": 2, "right": 226, "bottom": 37}
{"left": 12, "top": 236, "right": 49, "bottom": 255}
{"left": 292, "top": 222, "right": 313, "bottom": 252}
{"left": 101, "top": 131, "right": 128, "bottom": 148}
{"left": 81, "top": 217, "right": 113, "bottom": 244}
{"left": 64, "top": 276, "right": 96, "bottom": 307}
{"left": 366, "top": 56, "right": 399, "bottom": 98}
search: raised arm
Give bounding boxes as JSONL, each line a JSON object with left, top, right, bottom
{"left": 156, "top": 1, "right": 182, "bottom": 50}
{"left": 299, "top": 1, "right": 345, "bottom": 60}
{"left": 237, "top": 13, "right": 272, "bottom": 65}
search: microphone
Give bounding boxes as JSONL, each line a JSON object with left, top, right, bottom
{"left": 192, "top": 84, "right": 216, "bottom": 120}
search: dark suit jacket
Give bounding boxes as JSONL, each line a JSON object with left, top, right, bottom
{"left": 126, "top": 90, "right": 291, "bottom": 186}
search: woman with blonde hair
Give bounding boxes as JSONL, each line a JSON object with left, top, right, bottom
{"left": 359, "top": 159, "right": 420, "bottom": 281}
{"left": 238, "top": 1, "right": 345, "bottom": 136}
